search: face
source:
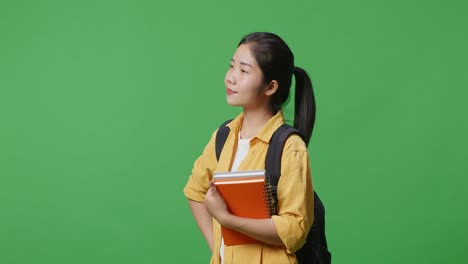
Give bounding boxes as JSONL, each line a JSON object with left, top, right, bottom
{"left": 224, "top": 44, "right": 270, "bottom": 109}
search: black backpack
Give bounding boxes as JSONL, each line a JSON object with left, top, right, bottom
{"left": 215, "top": 120, "right": 331, "bottom": 264}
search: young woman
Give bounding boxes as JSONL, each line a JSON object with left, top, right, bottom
{"left": 184, "top": 32, "right": 316, "bottom": 264}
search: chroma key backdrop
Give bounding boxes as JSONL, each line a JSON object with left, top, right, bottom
{"left": 1, "top": 0, "right": 467, "bottom": 263}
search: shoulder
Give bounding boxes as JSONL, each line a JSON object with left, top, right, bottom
{"left": 202, "top": 119, "right": 231, "bottom": 151}
{"left": 283, "top": 133, "right": 308, "bottom": 153}
{"left": 206, "top": 127, "right": 220, "bottom": 146}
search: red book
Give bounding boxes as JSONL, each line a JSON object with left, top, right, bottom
{"left": 213, "top": 170, "right": 275, "bottom": 246}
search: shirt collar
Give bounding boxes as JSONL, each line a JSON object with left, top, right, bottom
{"left": 227, "top": 110, "right": 285, "bottom": 144}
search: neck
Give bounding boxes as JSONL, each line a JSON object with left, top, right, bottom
{"left": 240, "top": 107, "right": 275, "bottom": 139}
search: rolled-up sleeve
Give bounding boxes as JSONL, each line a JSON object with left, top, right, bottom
{"left": 272, "top": 137, "right": 314, "bottom": 253}
{"left": 183, "top": 129, "right": 218, "bottom": 203}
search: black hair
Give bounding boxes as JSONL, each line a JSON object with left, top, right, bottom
{"left": 238, "top": 32, "right": 316, "bottom": 146}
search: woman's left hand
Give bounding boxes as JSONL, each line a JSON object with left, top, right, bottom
{"left": 204, "top": 181, "right": 230, "bottom": 224}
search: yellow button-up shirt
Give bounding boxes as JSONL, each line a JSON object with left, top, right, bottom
{"left": 184, "top": 110, "right": 314, "bottom": 264}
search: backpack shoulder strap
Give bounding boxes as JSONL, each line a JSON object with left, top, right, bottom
{"left": 215, "top": 119, "right": 233, "bottom": 161}
{"left": 267, "top": 125, "right": 331, "bottom": 262}
{"left": 265, "top": 124, "right": 304, "bottom": 202}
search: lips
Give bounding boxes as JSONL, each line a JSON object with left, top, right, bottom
{"left": 226, "top": 88, "right": 237, "bottom": 95}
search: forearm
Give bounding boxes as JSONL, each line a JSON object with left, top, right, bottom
{"left": 219, "top": 213, "right": 284, "bottom": 246}
{"left": 188, "top": 199, "right": 214, "bottom": 252}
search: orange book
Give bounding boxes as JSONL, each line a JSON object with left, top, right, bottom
{"left": 213, "top": 170, "right": 276, "bottom": 246}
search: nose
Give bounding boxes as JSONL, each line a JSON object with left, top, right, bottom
{"left": 225, "top": 69, "right": 236, "bottom": 85}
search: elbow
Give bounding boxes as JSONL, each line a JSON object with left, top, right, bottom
{"left": 272, "top": 215, "right": 312, "bottom": 253}
{"left": 286, "top": 226, "right": 308, "bottom": 253}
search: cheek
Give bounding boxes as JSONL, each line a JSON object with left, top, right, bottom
{"left": 246, "top": 76, "right": 264, "bottom": 94}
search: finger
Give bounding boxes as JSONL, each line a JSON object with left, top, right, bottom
{"left": 210, "top": 185, "right": 217, "bottom": 195}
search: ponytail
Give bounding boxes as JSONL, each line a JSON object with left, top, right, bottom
{"left": 237, "top": 32, "right": 316, "bottom": 146}
{"left": 293, "top": 66, "right": 316, "bottom": 146}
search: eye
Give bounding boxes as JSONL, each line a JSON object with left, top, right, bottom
{"left": 241, "top": 69, "right": 248, "bottom": 73}
{"left": 229, "top": 64, "right": 234, "bottom": 68}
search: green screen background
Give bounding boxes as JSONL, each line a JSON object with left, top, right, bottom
{"left": 1, "top": 0, "right": 467, "bottom": 263}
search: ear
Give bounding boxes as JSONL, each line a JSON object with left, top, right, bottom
{"left": 264, "top": 80, "right": 279, "bottom": 96}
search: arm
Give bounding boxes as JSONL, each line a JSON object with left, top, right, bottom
{"left": 183, "top": 130, "right": 219, "bottom": 251}
{"left": 221, "top": 215, "right": 283, "bottom": 246}
{"left": 204, "top": 182, "right": 284, "bottom": 246}
{"left": 188, "top": 199, "right": 214, "bottom": 252}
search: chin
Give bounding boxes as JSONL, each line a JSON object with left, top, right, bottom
{"left": 226, "top": 98, "right": 243, "bottom": 107}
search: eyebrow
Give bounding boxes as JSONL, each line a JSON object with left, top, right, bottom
{"left": 231, "top": 59, "right": 253, "bottom": 68}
